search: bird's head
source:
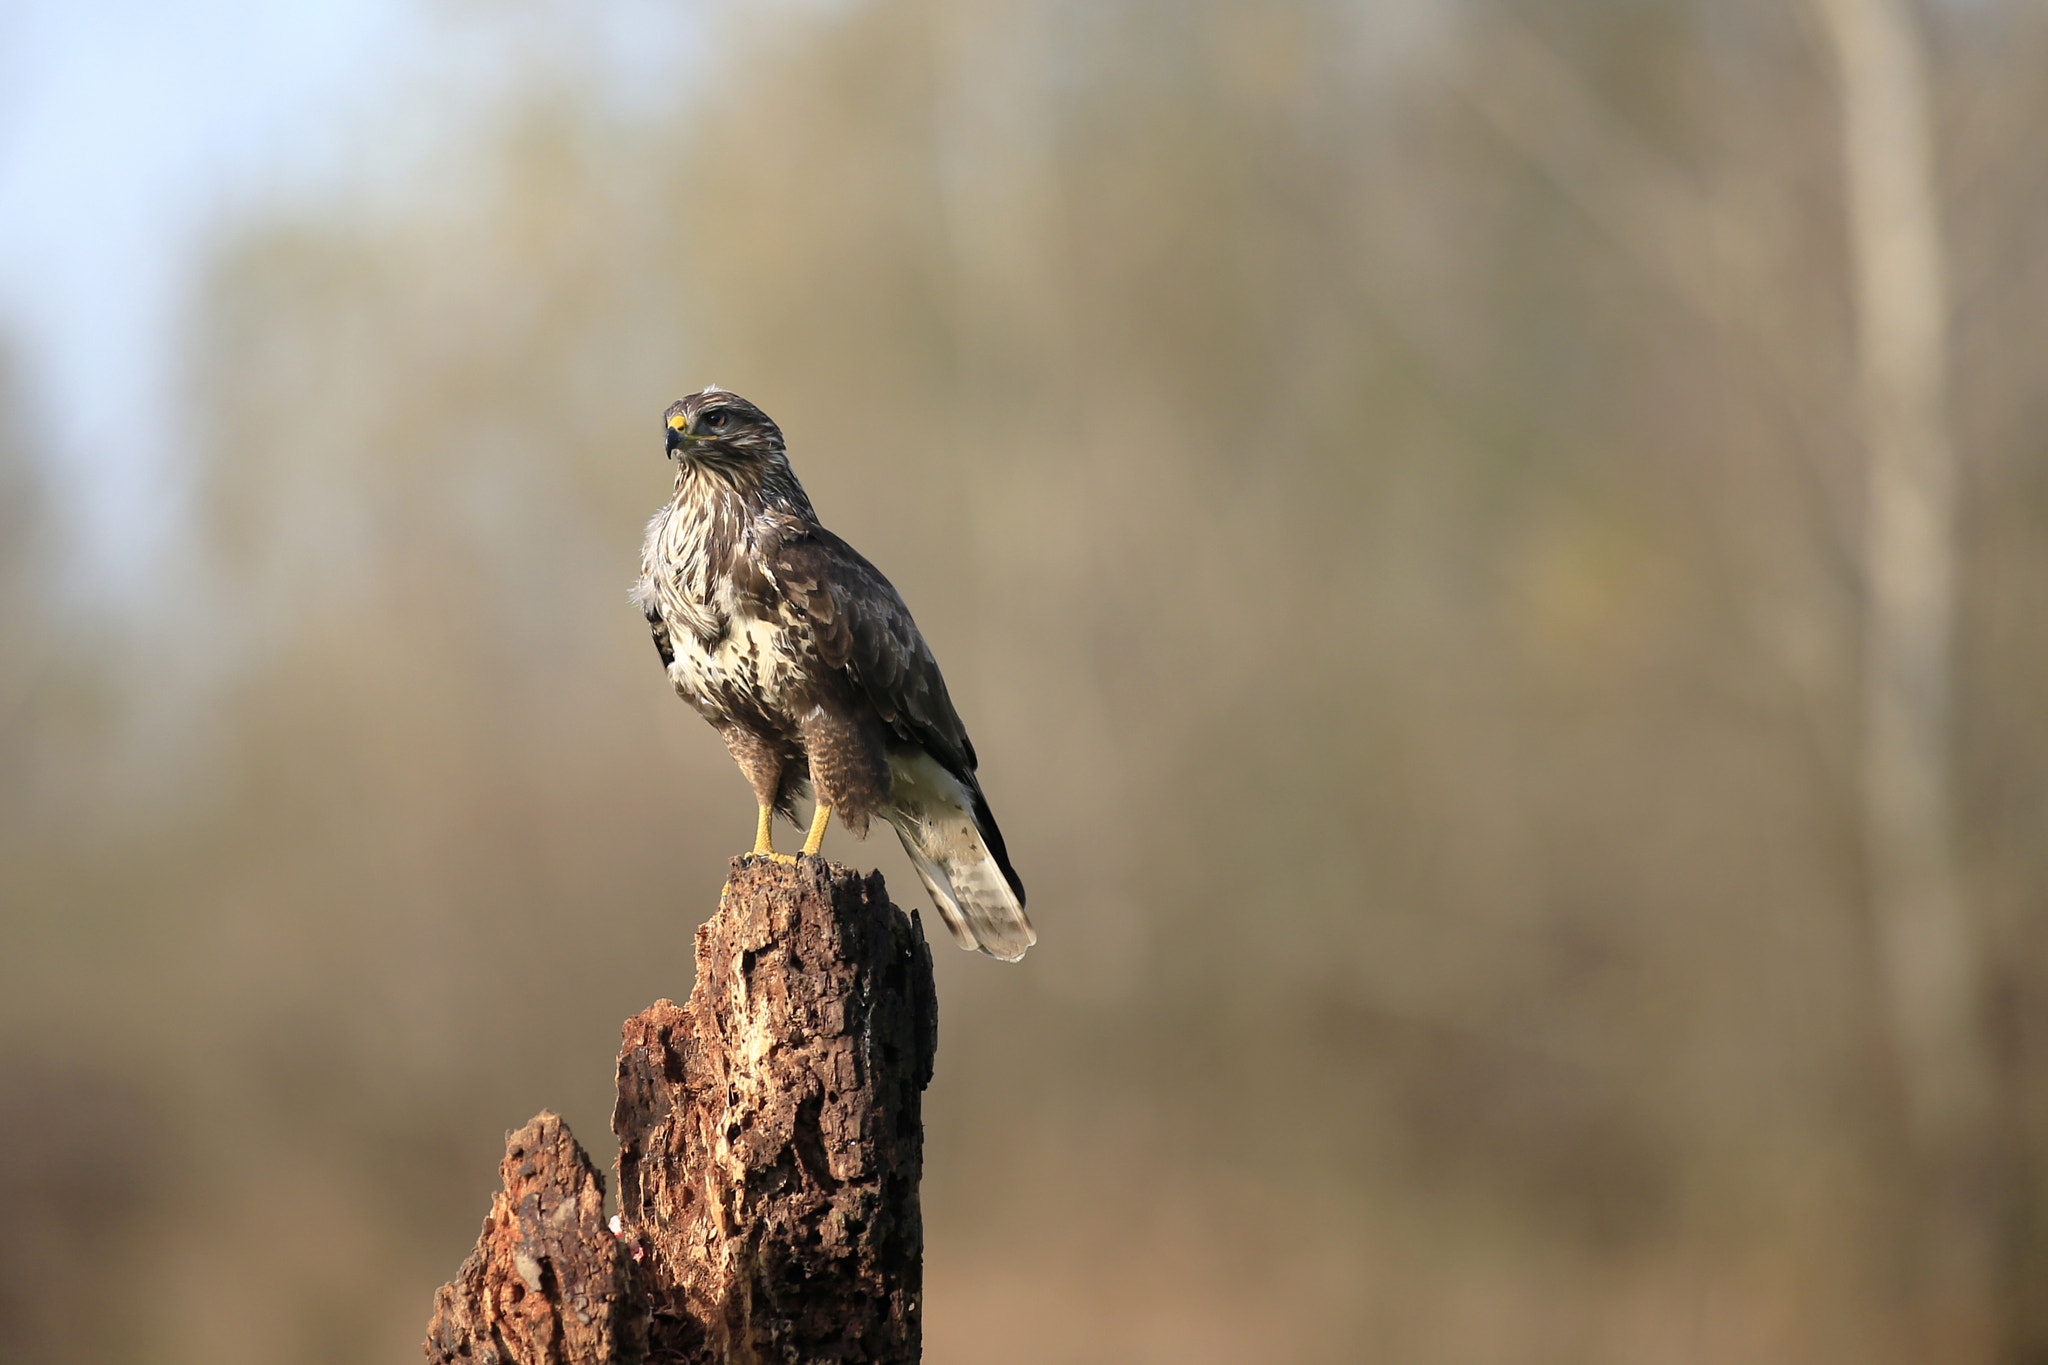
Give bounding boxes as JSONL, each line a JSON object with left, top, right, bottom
{"left": 662, "top": 386, "right": 813, "bottom": 516}
{"left": 665, "top": 387, "right": 786, "bottom": 471}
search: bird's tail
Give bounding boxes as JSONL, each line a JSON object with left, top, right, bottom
{"left": 883, "top": 752, "right": 1034, "bottom": 961}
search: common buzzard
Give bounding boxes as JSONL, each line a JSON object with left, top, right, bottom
{"left": 633, "top": 387, "right": 1034, "bottom": 961}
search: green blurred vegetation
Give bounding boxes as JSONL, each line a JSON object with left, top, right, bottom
{"left": 6, "top": 0, "right": 2048, "bottom": 1361}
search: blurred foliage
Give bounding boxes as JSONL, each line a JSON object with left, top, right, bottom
{"left": 6, "top": 0, "right": 2048, "bottom": 1361}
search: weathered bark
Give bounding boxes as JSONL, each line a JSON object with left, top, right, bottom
{"left": 614, "top": 856, "right": 937, "bottom": 1364}
{"left": 426, "top": 857, "right": 936, "bottom": 1365}
{"left": 424, "top": 1113, "right": 645, "bottom": 1365}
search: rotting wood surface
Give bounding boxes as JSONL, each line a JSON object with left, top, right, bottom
{"left": 425, "top": 856, "right": 937, "bottom": 1365}
{"left": 424, "top": 1113, "right": 644, "bottom": 1365}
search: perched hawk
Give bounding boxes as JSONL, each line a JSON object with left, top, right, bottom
{"left": 633, "top": 387, "right": 1034, "bottom": 961}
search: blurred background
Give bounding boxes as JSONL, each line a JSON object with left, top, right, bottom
{"left": 4, "top": 0, "right": 2047, "bottom": 1360}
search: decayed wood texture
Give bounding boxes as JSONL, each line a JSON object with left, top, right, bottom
{"left": 614, "top": 856, "right": 938, "bottom": 1364}
{"left": 424, "top": 1113, "right": 645, "bottom": 1365}
{"left": 425, "top": 856, "right": 937, "bottom": 1365}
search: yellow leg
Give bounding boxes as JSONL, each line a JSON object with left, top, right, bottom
{"left": 749, "top": 804, "right": 797, "bottom": 863}
{"left": 801, "top": 803, "right": 832, "bottom": 857}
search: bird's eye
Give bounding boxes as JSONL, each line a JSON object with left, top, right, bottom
{"left": 703, "top": 411, "right": 731, "bottom": 432}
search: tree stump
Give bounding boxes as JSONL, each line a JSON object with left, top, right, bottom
{"left": 423, "top": 1113, "right": 644, "bottom": 1365}
{"left": 425, "top": 857, "right": 938, "bottom": 1365}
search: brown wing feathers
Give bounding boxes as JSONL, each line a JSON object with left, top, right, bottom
{"left": 769, "top": 529, "right": 1025, "bottom": 906}
{"left": 771, "top": 529, "right": 974, "bottom": 777}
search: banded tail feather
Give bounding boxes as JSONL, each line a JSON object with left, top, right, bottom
{"left": 883, "top": 750, "right": 1033, "bottom": 961}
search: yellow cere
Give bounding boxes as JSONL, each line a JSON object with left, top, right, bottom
{"left": 668, "top": 413, "right": 689, "bottom": 430}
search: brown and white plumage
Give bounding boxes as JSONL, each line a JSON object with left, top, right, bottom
{"left": 633, "top": 387, "right": 1033, "bottom": 961}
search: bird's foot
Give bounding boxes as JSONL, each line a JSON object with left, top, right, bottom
{"left": 741, "top": 804, "right": 799, "bottom": 864}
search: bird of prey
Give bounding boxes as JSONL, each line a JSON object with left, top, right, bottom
{"left": 633, "top": 387, "right": 1034, "bottom": 961}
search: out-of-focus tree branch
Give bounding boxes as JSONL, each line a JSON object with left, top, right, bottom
{"left": 1454, "top": 23, "right": 1825, "bottom": 411}
{"left": 1455, "top": 22, "right": 1726, "bottom": 323}
{"left": 1811, "top": 0, "right": 1984, "bottom": 1150}
{"left": 1453, "top": 18, "right": 1864, "bottom": 603}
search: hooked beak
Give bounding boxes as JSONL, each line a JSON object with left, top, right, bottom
{"left": 666, "top": 420, "right": 693, "bottom": 459}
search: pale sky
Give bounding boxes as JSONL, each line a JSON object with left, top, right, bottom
{"left": 0, "top": 0, "right": 698, "bottom": 584}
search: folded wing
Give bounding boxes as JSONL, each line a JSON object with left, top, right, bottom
{"left": 770, "top": 527, "right": 1033, "bottom": 958}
